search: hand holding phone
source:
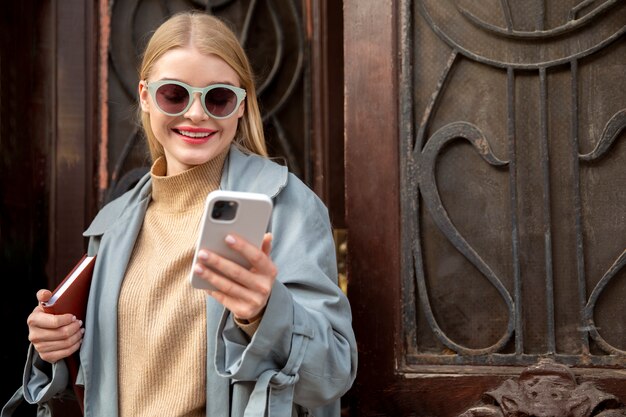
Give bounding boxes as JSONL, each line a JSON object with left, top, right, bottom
{"left": 190, "top": 190, "right": 273, "bottom": 291}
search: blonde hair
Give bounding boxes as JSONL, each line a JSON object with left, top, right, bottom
{"left": 139, "top": 12, "right": 267, "bottom": 160}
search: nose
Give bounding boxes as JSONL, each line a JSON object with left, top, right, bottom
{"left": 184, "top": 93, "right": 208, "bottom": 121}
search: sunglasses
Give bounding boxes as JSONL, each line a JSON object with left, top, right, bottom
{"left": 145, "top": 80, "right": 246, "bottom": 119}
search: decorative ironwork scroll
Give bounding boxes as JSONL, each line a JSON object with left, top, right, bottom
{"left": 104, "top": 0, "right": 308, "bottom": 203}
{"left": 401, "top": 0, "right": 626, "bottom": 367}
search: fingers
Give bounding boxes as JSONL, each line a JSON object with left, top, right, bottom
{"left": 195, "top": 252, "right": 268, "bottom": 296}
{"left": 28, "top": 290, "right": 85, "bottom": 364}
{"left": 226, "top": 233, "right": 277, "bottom": 277}
{"left": 201, "top": 268, "right": 270, "bottom": 320}
{"left": 194, "top": 234, "right": 277, "bottom": 320}
{"left": 29, "top": 316, "right": 84, "bottom": 363}
{"left": 28, "top": 308, "right": 78, "bottom": 330}
{"left": 36, "top": 336, "right": 83, "bottom": 364}
{"left": 29, "top": 317, "right": 83, "bottom": 342}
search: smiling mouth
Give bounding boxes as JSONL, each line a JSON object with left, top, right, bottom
{"left": 175, "top": 129, "right": 216, "bottom": 139}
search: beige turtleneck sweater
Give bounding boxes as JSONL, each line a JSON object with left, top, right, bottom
{"left": 117, "top": 152, "right": 226, "bottom": 417}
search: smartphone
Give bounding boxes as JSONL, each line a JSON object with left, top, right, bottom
{"left": 190, "top": 190, "right": 273, "bottom": 290}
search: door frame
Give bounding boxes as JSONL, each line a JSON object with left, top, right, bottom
{"left": 344, "top": 0, "right": 404, "bottom": 412}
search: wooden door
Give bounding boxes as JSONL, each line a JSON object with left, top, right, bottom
{"left": 344, "top": 1, "right": 626, "bottom": 415}
{"left": 1, "top": 1, "right": 97, "bottom": 414}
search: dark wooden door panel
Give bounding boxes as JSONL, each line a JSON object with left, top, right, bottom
{"left": 345, "top": 1, "right": 626, "bottom": 415}
{"left": 1, "top": 1, "right": 97, "bottom": 414}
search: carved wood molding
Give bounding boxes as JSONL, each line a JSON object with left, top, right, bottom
{"left": 459, "top": 359, "right": 626, "bottom": 417}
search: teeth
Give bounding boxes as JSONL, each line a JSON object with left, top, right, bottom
{"left": 178, "top": 130, "right": 211, "bottom": 138}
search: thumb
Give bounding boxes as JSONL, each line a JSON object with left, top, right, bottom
{"left": 36, "top": 289, "right": 53, "bottom": 303}
{"left": 261, "top": 233, "right": 273, "bottom": 256}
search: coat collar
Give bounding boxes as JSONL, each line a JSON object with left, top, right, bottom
{"left": 220, "top": 145, "right": 288, "bottom": 198}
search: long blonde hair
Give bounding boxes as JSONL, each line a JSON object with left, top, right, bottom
{"left": 139, "top": 12, "right": 267, "bottom": 160}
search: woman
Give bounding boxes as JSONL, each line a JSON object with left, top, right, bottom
{"left": 4, "top": 12, "right": 357, "bottom": 417}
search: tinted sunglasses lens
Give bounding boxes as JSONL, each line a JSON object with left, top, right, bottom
{"left": 205, "top": 87, "right": 238, "bottom": 117}
{"left": 155, "top": 83, "right": 190, "bottom": 114}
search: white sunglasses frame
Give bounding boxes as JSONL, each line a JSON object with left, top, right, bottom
{"left": 145, "top": 80, "right": 246, "bottom": 119}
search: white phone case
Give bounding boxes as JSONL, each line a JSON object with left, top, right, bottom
{"left": 189, "top": 190, "right": 273, "bottom": 290}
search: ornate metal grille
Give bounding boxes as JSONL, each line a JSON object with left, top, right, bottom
{"left": 104, "top": 0, "right": 308, "bottom": 204}
{"left": 400, "top": 0, "right": 626, "bottom": 368}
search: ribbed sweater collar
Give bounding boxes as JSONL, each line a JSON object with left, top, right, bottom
{"left": 149, "top": 150, "right": 228, "bottom": 213}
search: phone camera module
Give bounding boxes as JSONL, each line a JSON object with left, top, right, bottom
{"left": 211, "top": 200, "right": 238, "bottom": 221}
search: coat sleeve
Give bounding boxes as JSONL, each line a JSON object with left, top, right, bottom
{"left": 21, "top": 345, "right": 71, "bottom": 405}
{"left": 1, "top": 345, "right": 69, "bottom": 417}
{"left": 214, "top": 174, "right": 358, "bottom": 414}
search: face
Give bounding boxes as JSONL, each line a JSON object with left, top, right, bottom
{"left": 139, "top": 47, "right": 245, "bottom": 176}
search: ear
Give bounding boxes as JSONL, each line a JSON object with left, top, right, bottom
{"left": 236, "top": 98, "right": 246, "bottom": 119}
{"left": 138, "top": 81, "right": 150, "bottom": 112}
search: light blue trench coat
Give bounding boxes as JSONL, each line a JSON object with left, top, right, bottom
{"left": 3, "top": 146, "right": 357, "bottom": 417}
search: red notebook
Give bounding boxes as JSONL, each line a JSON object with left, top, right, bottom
{"left": 42, "top": 254, "right": 96, "bottom": 414}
